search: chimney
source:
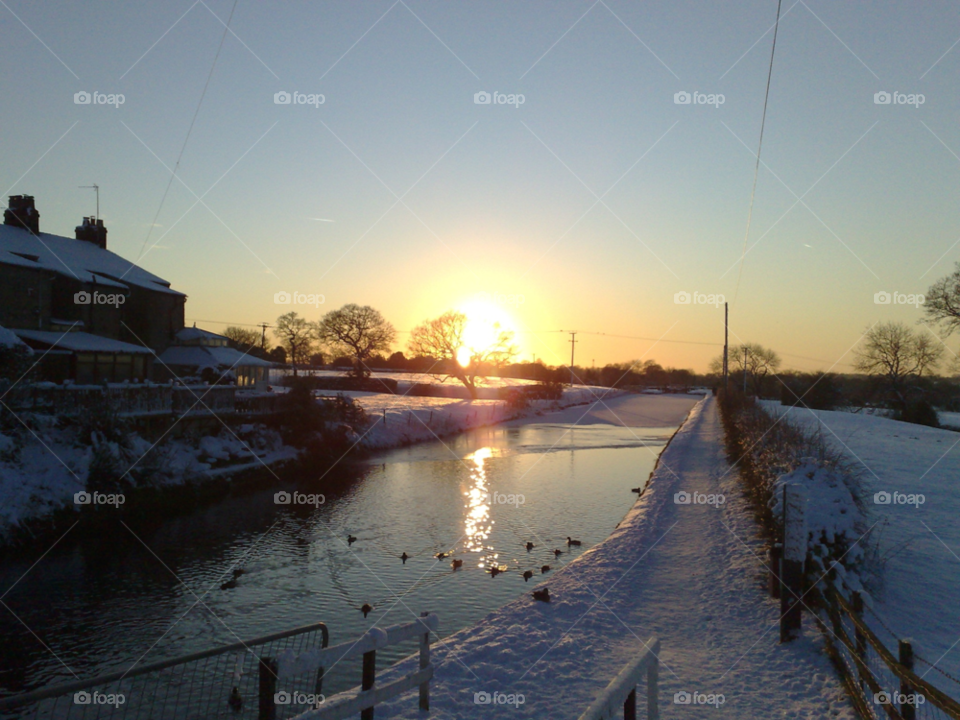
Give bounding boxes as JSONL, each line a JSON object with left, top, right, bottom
{"left": 4, "top": 195, "right": 40, "bottom": 234}
{"left": 75, "top": 216, "right": 107, "bottom": 250}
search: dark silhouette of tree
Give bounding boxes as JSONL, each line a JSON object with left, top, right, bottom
{"left": 316, "top": 304, "right": 396, "bottom": 379}
{"left": 274, "top": 312, "right": 315, "bottom": 376}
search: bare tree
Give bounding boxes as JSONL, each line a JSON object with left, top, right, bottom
{"left": 854, "top": 321, "right": 943, "bottom": 405}
{"left": 316, "top": 304, "right": 396, "bottom": 379}
{"left": 924, "top": 261, "right": 960, "bottom": 335}
{"left": 407, "top": 310, "right": 517, "bottom": 399}
{"left": 274, "top": 312, "right": 315, "bottom": 376}
{"left": 709, "top": 343, "right": 781, "bottom": 395}
{"left": 222, "top": 326, "right": 260, "bottom": 351}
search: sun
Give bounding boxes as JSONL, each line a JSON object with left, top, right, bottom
{"left": 456, "top": 298, "right": 518, "bottom": 367}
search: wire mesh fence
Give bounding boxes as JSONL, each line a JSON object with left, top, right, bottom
{"left": 0, "top": 622, "right": 328, "bottom": 720}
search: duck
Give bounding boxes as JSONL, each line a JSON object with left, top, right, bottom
{"left": 489, "top": 566, "right": 502, "bottom": 578}
{"left": 630, "top": 487, "right": 643, "bottom": 494}
{"left": 525, "top": 542, "right": 535, "bottom": 551}
{"left": 451, "top": 558, "right": 464, "bottom": 570}
{"left": 228, "top": 686, "right": 243, "bottom": 711}
{"left": 541, "top": 565, "right": 551, "bottom": 574}
{"left": 347, "top": 535, "right": 358, "bottom": 545}
{"left": 523, "top": 570, "right": 534, "bottom": 582}
{"left": 400, "top": 552, "right": 409, "bottom": 564}
{"left": 220, "top": 578, "right": 237, "bottom": 590}
{"left": 361, "top": 603, "right": 373, "bottom": 618}
{"left": 232, "top": 567, "right": 244, "bottom": 578}
{"left": 566, "top": 537, "right": 582, "bottom": 547}
{"left": 553, "top": 548, "right": 564, "bottom": 557}
{"left": 435, "top": 552, "right": 448, "bottom": 560}
{"left": 532, "top": 588, "right": 550, "bottom": 603}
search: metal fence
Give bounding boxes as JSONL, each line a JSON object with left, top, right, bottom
{"left": 0, "top": 622, "right": 328, "bottom": 720}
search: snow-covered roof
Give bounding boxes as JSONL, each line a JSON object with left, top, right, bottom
{"left": 0, "top": 325, "right": 33, "bottom": 353}
{"left": 175, "top": 326, "right": 228, "bottom": 344}
{"left": 158, "top": 345, "right": 271, "bottom": 370}
{"left": 14, "top": 330, "right": 154, "bottom": 354}
{"left": 0, "top": 224, "right": 184, "bottom": 297}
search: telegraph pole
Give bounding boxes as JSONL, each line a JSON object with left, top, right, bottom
{"left": 568, "top": 331, "right": 578, "bottom": 386}
{"left": 743, "top": 346, "right": 748, "bottom": 394}
{"left": 258, "top": 323, "right": 271, "bottom": 350}
{"left": 723, "top": 302, "right": 729, "bottom": 393}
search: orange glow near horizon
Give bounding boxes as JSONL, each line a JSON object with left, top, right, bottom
{"left": 455, "top": 298, "right": 521, "bottom": 366}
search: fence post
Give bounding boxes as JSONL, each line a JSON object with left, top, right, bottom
{"left": 258, "top": 657, "right": 277, "bottom": 720}
{"left": 899, "top": 639, "right": 915, "bottom": 720}
{"left": 852, "top": 592, "right": 866, "bottom": 690}
{"left": 314, "top": 664, "right": 325, "bottom": 701}
{"left": 780, "top": 485, "right": 806, "bottom": 642}
{"left": 361, "top": 649, "right": 376, "bottom": 720}
{"left": 623, "top": 688, "right": 636, "bottom": 720}
{"left": 419, "top": 612, "right": 431, "bottom": 711}
{"left": 768, "top": 543, "right": 782, "bottom": 599}
{"left": 647, "top": 655, "right": 659, "bottom": 720}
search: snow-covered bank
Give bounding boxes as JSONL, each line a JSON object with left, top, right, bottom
{"left": 308, "top": 396, "right": 854, "bottom": 719}
{"left": 762, "top": 400, "right": 960, "bottom": 684}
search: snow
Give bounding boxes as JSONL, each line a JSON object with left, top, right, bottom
{"left": 301, "top": 397, "right": 855, "bottom": 719}
{"left": 158, "top": 345, "right": 271, "bottom": 369}
{"left": 0, "top": 325, "right": 31, "bottom": 351}
{"left": 13, "top": 330, "right": 154, "bottom": 354}
{"left": 761, "top": 400, "right": 960, "bottom": 683}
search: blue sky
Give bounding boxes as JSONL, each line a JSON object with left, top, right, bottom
{"left": 2, "top": 0, "right": 959, "bottom": 371}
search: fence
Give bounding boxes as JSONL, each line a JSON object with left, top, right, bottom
{"left": 278, "top": 612, "right": 438, "bottom": 720}
{"left": 578, "top": 638, "right": 660, "bottom": 720}
{"left": 0, "top": 622, "right": 328, "bottom": 720}
{"left": 820, "top": 580, "right": 960, "bottom": 720}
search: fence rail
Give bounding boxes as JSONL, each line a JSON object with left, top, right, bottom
{"left": 578, "top": 638, "right": 660, "bottom": 720}
{"left": 284, "top": 612, "right": 438, "bottom": 720}
{"left": 0, "top": 622, "right": 328, "bottom": 720}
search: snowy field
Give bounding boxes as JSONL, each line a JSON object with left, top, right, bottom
{"left": 273, "top": 368, "right": 544, "bottom": 391}
{"left": 307, "top": 396, "right": 854, "bottom": 719}
{"left": 762, "top": 401, "right": 960, "bottom": 686}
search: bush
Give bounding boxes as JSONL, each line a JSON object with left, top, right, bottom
{"left": 780, "top": 372, "right": 841, "bottom": 411}
{"left": 895, "top": 399, "right": 939, "bottom": 427}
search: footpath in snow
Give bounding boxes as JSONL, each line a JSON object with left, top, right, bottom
{"left": 764, "top": 401, "right": 960, "bottom": 686}
{"left": 311, "top": 396, "right": 855, "bottom": 719}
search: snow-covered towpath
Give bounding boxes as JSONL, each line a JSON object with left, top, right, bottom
{"left": 316, "top": 396, "right": 855, "bottom": 719}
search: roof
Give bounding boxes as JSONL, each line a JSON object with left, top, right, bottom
{"left": 175, "top": 326, "right": 228, "bottom": 344}
{"left": 14, "top": 330, "right": 155, "bottom": 354}
{"left": 0, "top": 325, "right": 33, "bottom": 353}
{"left": 0, "top": 223, "right": 185, "bottom": 297}
{"left": 158, "top": 345, "right": 271, "bottom": 370}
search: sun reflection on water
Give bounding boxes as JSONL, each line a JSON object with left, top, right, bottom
{"left": 464, "top": 447, "right": 496, "bottom": 568}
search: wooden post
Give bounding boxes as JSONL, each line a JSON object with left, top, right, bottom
{"left": 780, "top": 485, "right": 806, "bottom": 642}
{"left": 361, "top": 649, "right": 376, "bottom": 720}
{"left": 899, "top": 639, "right": 915, "bottom": 720}
{"left": 647, "top": 656, "right": 659, "bottom": 720}
{"left": 768, "top": 543, "right": 782, "bottom": 598}
{"left": 852, "top": 592, "right": 866, "bottom": 690}
{"left": 314, "top": 664, "right": 325, "bottom": 700}
{"left": 623, "top": 688, "right": 636, "bottom": 720}
{"left": 257, "top": 657, "right": 277, "bottom": 720}
{"left": 419, "top": 612, "right": 431, "bottom": 711}
{"left": 382, "top": 409, "right": 386, "bottom": 425}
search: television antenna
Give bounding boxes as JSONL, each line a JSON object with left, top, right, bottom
{"left": 79, "top": 184, "right": 99, "bottom": 222}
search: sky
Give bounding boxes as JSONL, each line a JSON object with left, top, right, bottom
{"left": 2, "top": 0, "right": 959, "bottom": 373}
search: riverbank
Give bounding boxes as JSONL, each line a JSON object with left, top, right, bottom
{"left": 343, "top": 396, "right": 856, "bottom": 719}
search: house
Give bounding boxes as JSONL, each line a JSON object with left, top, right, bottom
{"left": 0, "top": 195, "right": 186, "bottom": 383}
{"left": 158, "top": 326, "right": 272, "bottom": 390}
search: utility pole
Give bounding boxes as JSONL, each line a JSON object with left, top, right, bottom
{"left": 79, "top": 184, "right": 99, "bottom": 222}
{"left": 723, "top": 302, "right": 729, "bottom": 393}
{"left": 568, "top": 331, "right": 578, "bottom": 386}
{"left": 258, "top": 323, "right": 271, "bottom": 350}
{"left": 743, "top": 346, "right": 748, "bottom": 395}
